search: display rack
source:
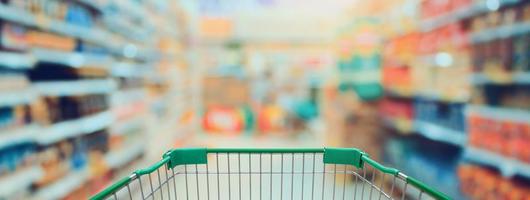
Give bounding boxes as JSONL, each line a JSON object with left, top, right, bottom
{"left": 420, "top": 0, "right": 521, "bottom": 31}
{"left": 0, "top": 166, "right": 43, "bottom": 198}
{"left": 0, "top": 0, "right": 186, "bottom": 198}
{"left": 414, "top": 120, "right": 467, "bottom": 146}
{"left": 33, "top": 168, "right": 91, "bottom": 200}
{"left": 464, "top": 147, "right": 530, "bottom": 178}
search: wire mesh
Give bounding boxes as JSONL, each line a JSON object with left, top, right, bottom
{"left": 102, "top": 152, "right": 437, "bottom": 200}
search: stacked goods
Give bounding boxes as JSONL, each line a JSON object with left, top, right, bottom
{"left": 467, "top": 110, "right": 530, "bottom": 163}
{"left": 469, "top": 3, "right": 530, "bottom": 78}
{"left": 459, "top": 164, "right": 530, "bottom": 200}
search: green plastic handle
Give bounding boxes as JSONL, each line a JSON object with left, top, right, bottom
{"left": 89, "top": 175, "right": 131, "bottom": 200}
{"left": 407, "top": 176, "right": 452, "bottom": 200}
{"left": 91, "top": 147, "right": 450, "bottom": 200}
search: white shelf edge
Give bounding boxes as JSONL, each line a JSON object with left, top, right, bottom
{"left": 0, "top": 4, "right": 119, "bottom": 51}
{"left": 0, "top": 166, "right": 43, "bottom": 198}
{"left": 0, "top": 88, "right": 37, "bottom": 107}
{"left": 471, "top": 21, "right": 530, "bottom": 44}
{"left": 110, "top": 115, "right": 145, "bottom": 135}
{"left": 0, "top": 51, "right": 36, "bottom": 69}
{"left": 464, "top": 147, "right": 530, "bottom": 178}
{"left": 466, "top": 105, "right": 530, "bottom": 124}
{"left": 37, "top": 111, "right": 114, "bottom": 145}
{"left": 111, "top": 89, "right": 146, "bottom": 106}
{"left": 0, "top": 124, "right": 39, "bottom": 149}
{"left": 471, "top": 72, "right": 530, "bottom": 85}
{"left": 31, "top": 48, "right": 114, "bottom": 68}
{"left": 33, "top": 168, "right": 90, "bottom": 200}
{"left": 104, "top": 141, "right": 145, "bottom": 169}
{"left": 414, "top": 120, "right": 467, "bottom": 146}
{"left": 33, "top": 79, "right": 118, "bottom": 97}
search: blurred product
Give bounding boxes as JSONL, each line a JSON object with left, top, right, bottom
{"left": 459, "top": 164, "right": 530, "bottom": 200}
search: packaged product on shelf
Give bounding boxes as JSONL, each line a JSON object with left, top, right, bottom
{"left": 0, "top": 23, "right": 29, "bottom": 50}
{"left": 34, "top": 142, "right": 73, "bottom": 187}
{"left": 27, "top": 30, "right": 76, "bottom": 51}
{"left": 0, "top": 105, "right": 32, "bottom": 131}
{"left": 0, "top": 144, "right": 36, "bottom": 177}
{"left": 31, "top": 94, "right": 109, "bottom": 125}
{"left": 468, "top": 112, "right": 530, "bottom": 162}
{"left": 458, "top": 164, "right": 530, "bottom": 200}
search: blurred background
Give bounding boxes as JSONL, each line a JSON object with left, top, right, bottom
{"left": 0, "top": 0, "right": 529, "bottom": 199}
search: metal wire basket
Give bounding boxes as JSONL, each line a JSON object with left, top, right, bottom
{"left": 91, "top": 148, "right": 449, "bottom": 200}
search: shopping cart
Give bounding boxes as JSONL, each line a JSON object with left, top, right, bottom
{"left": 91, "top": 148, "right": 449, "bottom": 200}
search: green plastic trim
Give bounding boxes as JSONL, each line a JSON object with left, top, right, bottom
{"left": 207, "top": 148, "right": 324, "bottom": 153}
{"left": 407, "top": 176, "right": 451, "bottom": 200}
{"left": 135, "top": 157, "right": 170, "bottom": 175}
{"left": 89, "top": 176, "right": 131, "bottom": 200}
{"left": 166, "top": 148, "right": 208, "bottom": 168}
{"left": 323, "top": 147, "right": 365, "bottom": 168}
{"left": 361, "top": 156, "right": 400, "bottom": 175}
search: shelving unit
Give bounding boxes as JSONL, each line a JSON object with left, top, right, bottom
{"left": 464, "top": 147, "right": 530, "bottom": 178}
{"left": 466, "top": 105, "right": 530, "bottom": 124}
{"left": 0, "top": 166, "right": 44, "bottom": 198}
{"left": 33, "top": 168, "right": 91, "bottom": 200}
{"left": 104, "top": 141, "right": 145, "bottom": 169}
{"left": 37, "top": 111, "right": 114, "bottom": 145}
{"left": 470, "top": 21, "right": 530, "bottom": 44}
{"left": 0, "top": 88, "right": 37, "bottom": 107}
{"left": 0, "top": 124, "right": 39, "bottom": 149}
{"left": 414, "top": 120, "right": 467, "bottom": 146}
{"left": 30, "top": 48, "right": 114, "bottom": 68}
{"left": 0, "top": 4, "right": 113, "bottom": 49}
{"left": 0, "top": 0, "right": 187, "bottom": 198}
{"left": 33, "top": 79, "right": 118, "bottom": 97}
{"left": 420, "top": 0, "right": 521, "bottom": 32}
{"left": 0, "top": 51, "right": 36, "bottom": 69}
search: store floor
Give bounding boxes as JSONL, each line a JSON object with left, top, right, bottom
{"left": 109, "top": 133, "right": 396, "bottom": 200}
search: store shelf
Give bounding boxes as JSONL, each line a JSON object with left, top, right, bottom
{"left": 0, "top": 124, "right": 39, "bottom": 149}
{"left": 464, "top": 147, "right": 530, "bottom": 178}
{"left": 33, "top": 79, "right": 117, "bottom": 97}
{"left": 471, "top": 21, "right": 530, "bottom": 44}
{"left": 466, "top": 105, "right": 530, "bottom": 124}
{"left": 0, "top": 51, "right": 36, "bottom": 69}
{"left": 416, "top": 91, "right": 470, "bottom": 103}
{"left": 37, "top": 111, "right": 114, "bottom": 145}
{"left": 104, "top": 141, "right": 145, "bottom": 169}
{"left": 31, "top": 48, "right": 113, "bottom": 68}
{"left": 33, "top": 168, "right": 91, "bottom": 200}
{"left": 0, "top": 4, "right": 114, "bottom": 50}
{"left": 111, "top": 62, "right": 149, "bottom": 77}
{"left": 110, "top": 115, "right": 145, "bottom": 135}
{"left": 414, "top": 120, "right": 467, "bottom": 146}
{"left": 470, "top": 72, "right": 530, "bottom": 85}
{"left": 420, "top": 0, "right": 521, "bottom": 32}
{"left": 0, "top": 166, "right": 44, "bottom": 198}
{"left": 111, "top": 89, "right": 146, "bottom": 105}
{"left": 0, "top": 88, "right": 37, "bottom": 107}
